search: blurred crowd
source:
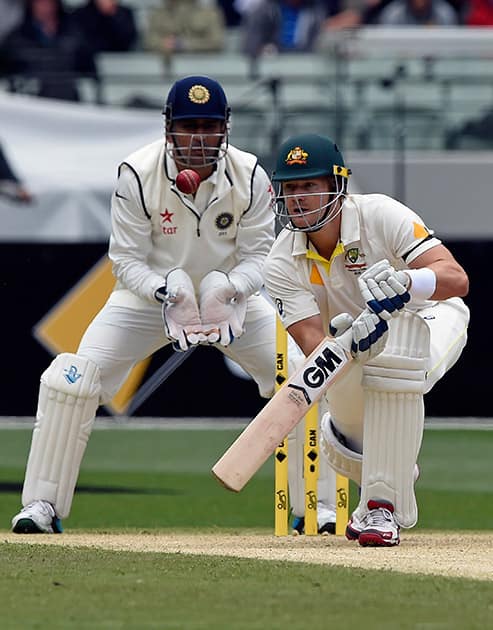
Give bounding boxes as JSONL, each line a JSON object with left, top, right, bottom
{"left": 0, "top": 0, "right": 491, "bottom": 103}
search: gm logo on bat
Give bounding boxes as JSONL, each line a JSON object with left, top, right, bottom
{"left": 288, "top": 344, "right": 347, "bottom": 406}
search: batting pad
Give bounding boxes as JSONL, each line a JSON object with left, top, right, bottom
{"left": 359, "top": 311, "right": 429, "bottom": 528}
{"left": 22, "top": 353, "right": 101, "bottom": 519}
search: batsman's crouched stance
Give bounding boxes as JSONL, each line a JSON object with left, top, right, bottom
{"left": 321, "top": 302, "right": 468, "bottom": 535}
{"left": 265, "top": 133, "right": 470, "bottom": 547}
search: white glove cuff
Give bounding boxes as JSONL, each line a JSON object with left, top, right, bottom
{"left": 406, "top": 267, "right": 437, "bottom": 301}
{"left": 228, "top": 272, "right": 248, "bottom": 297}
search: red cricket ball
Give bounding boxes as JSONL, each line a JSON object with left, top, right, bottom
{"left": 175, "top": 169, "right": 201, "bottom": 195}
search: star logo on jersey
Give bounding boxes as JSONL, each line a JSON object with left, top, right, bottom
{"left": 285, "top": 146, "right": 308, "bottom": 166}
{"left": 160, "top": 209, "right": 174, "bottom": 223}
{"left": 160, "top": 209, "right": 177, "bottom": 235}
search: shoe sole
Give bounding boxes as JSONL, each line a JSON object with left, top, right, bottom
{"left": 345, "top": 527, "right": 360, "bottom": 541}
{"left": 12, "top": 518, "right": 46, "bottom": 534}
{"left": 358, "top": 531, "right": 400, "bottom": 547}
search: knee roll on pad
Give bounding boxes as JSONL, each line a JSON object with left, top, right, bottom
{"left": 363, "top": 310, "right": 429, "bottom": 394}
{"left": 359, "top": 311, "right": 430, "bottom": 528}
{"left": 320, "top": 415, "right": 362, "bottom": 485}
{"left": 22, "top": 353, "right": 101, "bottom": 519}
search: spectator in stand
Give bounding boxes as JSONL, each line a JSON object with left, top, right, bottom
{"left": 216, "top": 0, "right": 243, "bottom": 26}
{"left": 0, "top": 0, "right": 24, "bottom": 45}
{"left": 145, "top": 0, "right": 225, "bottom": 58}
{"left": 322, "top": 0, "right": 392, "bottom": 30}
{"left": 465, "top": 0, "right": 493, "bottom": 24}
{"left": 0, "top": 0, "right": 96, "bottom": 101}
{"left": 241, "top": 0, "right": 340, "bottom": 60}
{"left": 376, "top": 0, "right": 459, "bottom": 24}
{"left": 71, "top": 0, "right": 138, "bottom": 54}
{"left": 0, "top": 141, "right": 32, "bottom": 203}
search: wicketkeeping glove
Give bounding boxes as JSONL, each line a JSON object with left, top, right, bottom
{"left": 358, "top": 259, "right": 410, "bottom": 321}
{"left": 155, "top": 268, "right": 205, "bottom": 352}
{"left": 329, "top": 310, "right": 389, "bottom": 363}
{"left": 199, "top": 270, "right": 247, "bottom": 347}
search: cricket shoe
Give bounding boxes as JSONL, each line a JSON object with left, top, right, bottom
{"left": 292, "top": 502, "right": 336, "bottom": 536}
{"left": 345, "top": 510, "right": 368, "bottom": 541}
{"left": 12, "top": 500, "right": 63, "bottom": 534}
{"left": 346, "top": 464, "right": 419, "bottom": 541}
{"left": 358, "top": 499, "right": 400, "bottom": 547}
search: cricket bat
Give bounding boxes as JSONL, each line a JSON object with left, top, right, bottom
{"left": 212, "top": 336, "right": 352, "bottom": 492}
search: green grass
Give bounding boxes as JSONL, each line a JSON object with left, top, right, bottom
{"left": 0, "top": 426, "right": 492, "bottom": 629}
{"left": 1, "top": 544, "right": 492, "bottom": 630}
{"left": 1, "top": 427, "right": 492, "bottom": 530}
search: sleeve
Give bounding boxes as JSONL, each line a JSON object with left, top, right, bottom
{"left": 108, "top": 165, "right": 166, "bottom": 303}
{"left": 264, "top": 242, "right": 321, "bottom": 330}
{"left": 228, "top": 165, "right": 276, "bottom": 297}
{"left": 377, "top": 196, "right": 442, "bottom": 266}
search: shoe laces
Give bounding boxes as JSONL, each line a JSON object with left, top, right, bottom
{"left": 25, "top": 500, "right": 55, "bottom": 517}
{"left": 367, "top": 507, "right": 394, "bottom": 528}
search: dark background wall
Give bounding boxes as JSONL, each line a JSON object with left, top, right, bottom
{"left": 1, "top": 240, "right": 483, "bottom": 418}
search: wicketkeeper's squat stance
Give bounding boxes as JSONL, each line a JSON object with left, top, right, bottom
{"left": 264, "top": 133, "right": 470, "bottom": 546}
{"left": 12, "top": 77, "right": 336, "bottom": 534}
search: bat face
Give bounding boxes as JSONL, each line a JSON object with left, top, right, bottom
{"left": 286, "top": 344, "right": 347, "bottom": 406}
{"left": 211, "top": 336, "right": 351, "bottom": 492}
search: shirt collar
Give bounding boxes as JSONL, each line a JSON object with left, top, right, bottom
{"left": 339, "top": 196, "right": 361, "bottom": 247}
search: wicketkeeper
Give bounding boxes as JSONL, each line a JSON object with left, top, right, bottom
{"left": 264, "top": 133, "right": 470, "bottom": 546}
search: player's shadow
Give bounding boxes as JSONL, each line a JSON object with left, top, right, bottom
{"left": 0, "top": 482, "right": 182, "bottom": 496}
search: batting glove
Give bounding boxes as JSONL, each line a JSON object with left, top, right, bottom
{"left": 358, "top": 259, "right": 410, "bottom": 320}
{"left": 330, "top": 310, "right": 389, "bottom": 363}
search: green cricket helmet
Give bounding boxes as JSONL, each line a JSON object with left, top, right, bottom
{"left": 272, "top": 133, "right": 351, "bottom": 232}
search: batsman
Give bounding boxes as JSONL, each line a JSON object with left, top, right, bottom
{"left": 264, "top": 133, "right": 470, "bottom": 546}
{"left": 12, "top": 77, "right": 338, "bottom": 534}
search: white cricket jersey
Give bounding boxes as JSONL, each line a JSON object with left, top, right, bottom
{"left": 108, "top": 138, "right": 275, "bottom": 303}
{"left": 264, "top": 193, "right": 444, "bottom": 330}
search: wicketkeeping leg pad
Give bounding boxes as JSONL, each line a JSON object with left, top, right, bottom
{"left": 22, "top": 353, "right": 101, "bottom": 519}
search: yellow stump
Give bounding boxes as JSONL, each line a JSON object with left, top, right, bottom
{"left": 274, "top": 314, "right": 289, "bottom": 536}
{"left": 303, "top": 404, "right": 319, "bottom": 535}
{"left": 335, "top": 473, "right": 349, "bottom": 536}
{"left": 274, "top": 316, "right": 346, "bottom": 537}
